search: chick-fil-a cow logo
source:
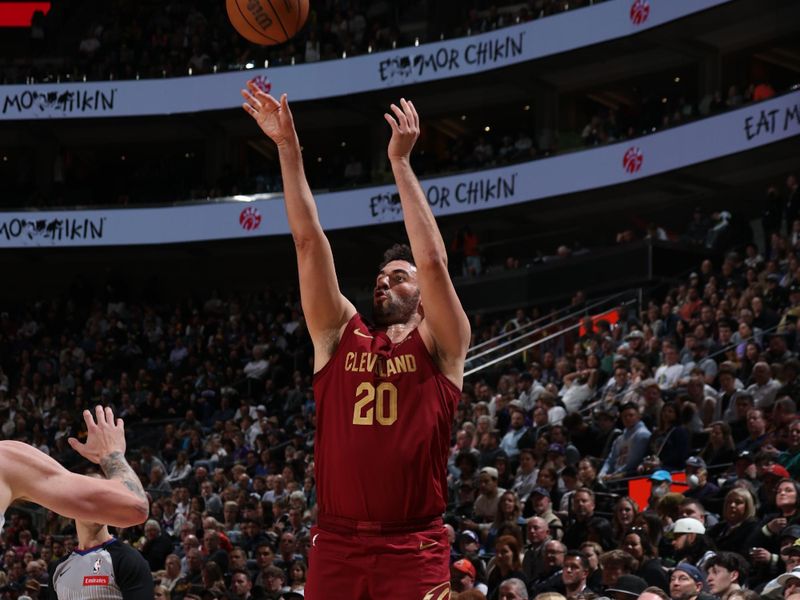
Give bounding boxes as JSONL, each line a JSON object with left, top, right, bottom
{"left": 239, "top": 206, "right": 262, "bottom": 231}
{"left": 247, "top": 75, "right": 272, "bottom": 94}
{"left": 630, "top": 0, "right": 650, "bottom": 25}
{"left": 623, "top": 147, "right": 644, "bottom": 173}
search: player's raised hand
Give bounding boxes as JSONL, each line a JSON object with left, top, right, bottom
{"left": 385, "top": 98, "right": 420, "bottom": 161}
{"left": 241, "top": 82, "right": 298, "bottom": 149}
{"left": 68, "top": 405, "right": 127, "bottom": 464}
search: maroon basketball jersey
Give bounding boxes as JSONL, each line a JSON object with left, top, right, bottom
{"left": 312, "top": 313, "right": 460, "bottom": 523}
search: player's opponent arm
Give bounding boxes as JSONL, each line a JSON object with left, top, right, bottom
{"left": 384, "top": 99, "right": 471, "bottom": 384}
{"left": 4, "top": 406, "right": 148, "bottom": 527}
{"left": 242, "top": 84, "right": 355, "bottom": 366}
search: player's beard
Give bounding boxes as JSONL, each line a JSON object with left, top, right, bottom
{"left": 372, "top": 288, "right": 420, "bottom": 326}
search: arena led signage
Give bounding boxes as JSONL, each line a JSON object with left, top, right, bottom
{"left": 0, "top": 90, "right": 797, "bottom": 248}
{"left": 0, "top": 0, "right": 731, "bottom": 120}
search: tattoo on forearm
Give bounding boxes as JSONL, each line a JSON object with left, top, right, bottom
{"left": 100, "top": 451, "right": 146, "bottom": 500}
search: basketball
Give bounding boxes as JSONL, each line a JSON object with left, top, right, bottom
{"left": 226, "top": 0, "right": 309, "bottom": 46}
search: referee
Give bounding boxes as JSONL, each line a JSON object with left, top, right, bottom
{"left": 49, "top": 514, "right": 153, "bottom": 600}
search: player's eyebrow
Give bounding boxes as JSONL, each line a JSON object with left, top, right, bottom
{"left": 378, "top": 268, "right": 412, "bottom": 277}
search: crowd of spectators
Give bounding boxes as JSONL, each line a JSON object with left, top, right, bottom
{"left": 1, "top": 172, "right": 800, "bottom": 600}
{"left": 0, "top": 0, "right": 607, "bottom": 84}
{"left": 2, "top": 70, "right": 782, "bottom": 211}
{"left": 579, "top": 81, "right": 779, "bottom": 149}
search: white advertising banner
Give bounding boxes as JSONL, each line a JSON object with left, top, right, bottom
{"left": 0, "top": 0, "right": 730, "bottom": 120}
{"left": 1, "top": 91, "right": 798, "bottom": 248}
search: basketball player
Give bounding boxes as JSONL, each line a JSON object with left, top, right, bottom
{"left": 242, "top": 86, "right": 470, "bottom": 600}
{"left": 0, "top": 406, "right": 148, "bottom": 529}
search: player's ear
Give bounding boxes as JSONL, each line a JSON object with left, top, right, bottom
{"left": 417, "top": 299, "right": 424, "bottom": 318}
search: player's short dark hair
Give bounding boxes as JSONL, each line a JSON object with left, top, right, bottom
{"left": 378, "top": 244, "right": 415, "bottom": 270}
{"left": 705, "top": 551, "right": 749, "bottom": 578}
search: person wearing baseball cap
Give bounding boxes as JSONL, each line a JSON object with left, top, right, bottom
{"left": 474, "top": 467, "right": 504, "bottom": 523}
{"left": 526, "top": 486, "right": 565, "bottom": 542}
{"left": 684, "top": 456, "right": 719, "bottom": 502}
{"left": 671, "top": 518, "right": 715, "bottom": 569}
{"left": 669, "top": 563, "right": 713, "bottom": 600}
{"left": 761, "top": 562, "right": 800, "bottom": 600}
{"left": 646, "top": 470, "right": 672, "bottom": 510}
{"left": 451, "top": 557, "right": 488, "bottom": 596}
{"left": 758, "top": 464, "right": 793, "bottom": 513}
{"left": 776, "top": 566, "right": 800, "bottom": 597}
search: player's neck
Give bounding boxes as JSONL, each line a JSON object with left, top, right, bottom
{"left": 381, "top": 314, "right": 422, "bottom": 342}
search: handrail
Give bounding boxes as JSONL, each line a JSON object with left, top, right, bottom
{"left": 466, "top": 295, "right": 639, "bottom": 366}
{"left": 707, "top": 322, "right": 781, "bottom": 361}
{"left": 465, "top": 321, "right": 582, "bottom": 377}
{"left": 467, "top": 289, "right": 638, "bottom": 357}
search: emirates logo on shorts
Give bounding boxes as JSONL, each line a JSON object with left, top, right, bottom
{"left": 83, "top": 576, "right": 109, "bottom": 586}
{"left": 623, "top": 147, "right": 644, "bottom": 173}
{"left": 239, "top": 206, "right": 262, "bottom": 231}
{"left": 248, "top": 75, "right": 272, "bottom": 94}
{"left": 630, "top": 0, "right": 650, "bottom": 25}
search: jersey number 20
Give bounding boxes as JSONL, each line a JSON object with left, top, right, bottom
{"left": 353, "top": 382, "right": 398, "bottom": 426}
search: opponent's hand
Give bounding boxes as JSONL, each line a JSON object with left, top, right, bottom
{"left": 68, "top": 405, "right": 126, "bottom": 464}
{"left": 241, "top": 82, "right": 298, "bottom": 149}
{"left": 385, "top": 98, "right": 420, "bottom": 161}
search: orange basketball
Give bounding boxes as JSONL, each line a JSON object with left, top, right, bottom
{"left": 226, "top": 0, "right": 309, "bottom": 46}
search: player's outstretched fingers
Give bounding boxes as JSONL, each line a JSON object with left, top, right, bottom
{"left": 105, "top": 405, "right": 115, "bottom": 425}
{"left": 384, "top": 113, "right": 399, "bottom": 132}
{"left": 408, "top": 100, "right": 420, "bottom": 130}
{"left": 390, "top": 104, "right": 408, "bottom": 131}
{"left": 95, "top": 404, "right": 107, "bottom": 426}
{"left": 82, "top": 408, "right": 98, "bottom": 433}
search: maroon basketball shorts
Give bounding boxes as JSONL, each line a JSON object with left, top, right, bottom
{"left": 304, "top": 521, "right": 450, "bottom": 600}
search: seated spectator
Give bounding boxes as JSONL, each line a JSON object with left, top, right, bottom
{"left": 621, "top": 528, "right": 668, "bottom": 589}
{"left": 706, "top": 552, "right": 749, "bottom": 600}
{"left": 486, "top": 535, "right": 527, "bottom": 598}
{"left": 699, "top": 421, "right": 737, "bottom": 471}
{"left": 605, "top": 573, "right": 648, "bottom": 600}
{"left": 746, "top": 362, "right": 782, "bottom": 409}
{"left": 683, "top": 456, "right": 720, "bottom": 502}
{"left": 671, "top": 517, "right": 716, "bottom": 569}
{"left": 599, "top": 550, "right": 637, "bottom": 590}
{"left": 668, "top": 563, "right": 711, "bottom": 600}
{"left": 707, "top": 488, "right": 760, "bottom": 553}
{"left": 599, "top": 403, "right": 651, "bottom": 480}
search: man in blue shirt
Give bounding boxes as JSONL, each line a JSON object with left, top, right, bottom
{"left": 600, "top": 402, "right": 652, "bottom": 480}
{"left": 500, "top": 404, "right": 530, "bottom": 461}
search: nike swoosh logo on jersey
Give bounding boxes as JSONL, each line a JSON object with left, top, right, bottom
{"left": 312, "top": 533, "right": 320, "bottom": 547}
{"left": 419, "top": 540, "right": 439, "bottom": 551}
{"left": 354, "top": 328, "right": 374, "bottom": 339}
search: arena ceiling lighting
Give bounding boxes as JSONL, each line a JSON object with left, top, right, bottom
{"left": 0, "top": 1, "right": 50, "bottom": 27}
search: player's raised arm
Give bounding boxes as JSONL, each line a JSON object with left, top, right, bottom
{"left": 384, "top": 99, "right": 471, "bottom": 385}
{"left": 242, "top": 84, "right": 355, "bottom": 364}
{"left": 2, "top": 406, "right": 148, "bottom": 528}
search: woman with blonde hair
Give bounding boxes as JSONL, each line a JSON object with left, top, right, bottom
{"left": 707, "top": 487, "right": 760, "bottom": 552}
